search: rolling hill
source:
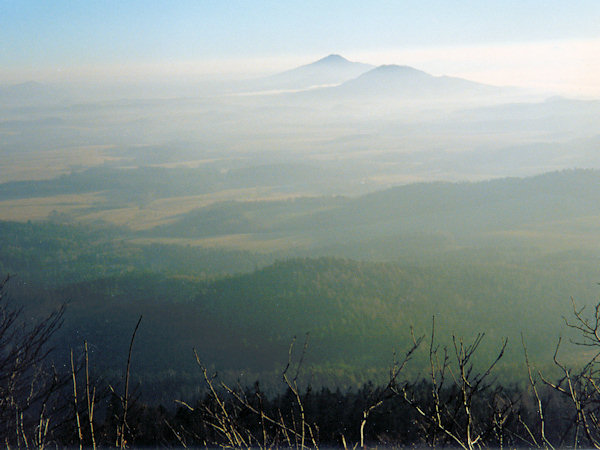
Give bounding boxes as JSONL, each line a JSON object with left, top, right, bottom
{"left": 40, "top": 254, "right": 596, "bottom": 384}
{"left": 336, "top": 64, "right": 501, "bottom": 98}
{"left": 146, "top": 169, "right": 600, "bottom": 250}
{"left": 250, "top": 54, "right": 374, "bottom": 91}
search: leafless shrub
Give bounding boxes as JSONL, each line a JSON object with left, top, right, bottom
{"left": 397, "top": 317, "right": 514, "bottom": 449}
{"left": 0, "top": 275, "right": 67, "bottom": 447}
{"left": 177, "top": 334, "right": 320, "bottom": 449}
{"left": 540, "top": 297, "right": 600, "bottom": 448}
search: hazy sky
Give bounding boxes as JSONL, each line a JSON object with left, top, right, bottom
{"left": 2, "top": 0, "right": 599, "bottom": 95}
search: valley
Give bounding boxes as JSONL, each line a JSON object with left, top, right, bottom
{"left": 1, "top": 52, "right": 600, "bottom": 447}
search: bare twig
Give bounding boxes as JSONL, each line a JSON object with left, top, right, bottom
{"left": 84, "top": 341, "right": 96, "bottom": 450}
{"left": 70, "top": 349, "right": 83, "bottom": 449}
{"left": 117, "top": 315, "right": 142, "bottom": 449}
{"left": 522, "top": 333, "right": 553, "bottom": 449}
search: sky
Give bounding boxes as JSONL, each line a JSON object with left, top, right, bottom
{"left": 2, "top": 0, "right": 600, "bottom": 96}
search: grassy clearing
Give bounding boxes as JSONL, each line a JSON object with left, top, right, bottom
{"left": 483, "top": 228, "right": 600, "bottom": 250}
{"left": 129, "top": 233, "right": 314, "bottom": 252}
{"left": 0, "top": 182, "right": 309, "bottom": 230}
{"left": 0, "top": 193, "right": 106, "bottom": 222}
{"left": 78, "top": 188, "right": 310, "bottom": 230}
{"left": 0, "top": 145, "right": 120, "bottom": 182}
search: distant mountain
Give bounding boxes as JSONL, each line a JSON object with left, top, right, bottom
{"left": 0, "top": 81, "right": 70, "bottom": 107}
{"left": 248, "top": 54, "right": 374, "bottom": 91}
{"left": 324, "top": 64, "right": 507, "bottom": 101}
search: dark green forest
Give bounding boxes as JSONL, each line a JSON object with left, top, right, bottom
{"left": 3, "top": 170, "right": 600, "bottom": 387}
{"left": 3, "top": 169, "right": 600, "bottom": 446}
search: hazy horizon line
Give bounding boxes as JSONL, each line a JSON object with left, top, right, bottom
{"left": 2, "top": 38, "right": 599, "bottom": 98}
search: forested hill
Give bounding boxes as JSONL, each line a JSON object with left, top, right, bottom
{"left": 0, "top": 164, "right": 332, "bottom": 202}
{"left": 358, "top": 169, "right": 599, "bottom": 218}
{"left": 146, "top": 169, "right": 600, "bottom": 249}
{"left": 276, "top": 169, "right": 600, "bottom": 241}
{"left": 3, "top": 169, "right": 600, "bottom": 396}
{"left": 37, "top": 255, "right": 598, "bottom": 391}
{"left": 0, "top": 220, "right": 278, "bottom": 286}
{"left": 2, "top": 166, "right": 599, "bottom": 253}
{"left": 190, "top": 256, "right": 591, "bottom": 365}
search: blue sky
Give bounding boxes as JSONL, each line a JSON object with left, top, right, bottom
{"left": 1, "top": 1, "right": 599, "bottom": 94}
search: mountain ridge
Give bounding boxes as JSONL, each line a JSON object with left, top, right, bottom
{"left": 330, "top": 63, "right": 505, "bottom": 99}
{"left": 251, "top": 54, "right": 374, "bottom": 91}
{"left": 257, "top": 55, "right": 516, "bottom": 103}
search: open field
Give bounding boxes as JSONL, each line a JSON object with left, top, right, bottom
{"left": 0, "top": 192, "right": 106, "bottom": 221}
{"left": 129, "top": 233, "right": 314, "bottom": 252}
{"left": 0, "top": 184, "right": 312, "bottom": 230}
{"left": 0, "top": 145, "right": 119, "bottom": 182}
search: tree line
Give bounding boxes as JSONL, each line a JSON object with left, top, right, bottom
{"left": 4, "top": 274, "right": 600, "bottom": 448}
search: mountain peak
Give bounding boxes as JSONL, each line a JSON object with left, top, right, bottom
{"left": 333, "top": 63, "right": 502, "bottom": 99}
{"left": 371, "top": 64, "right": 429, "bottom": 75}
{"left": 342, "top": 64, "right": 432, "bottom": 87}
{"left": 314, "top": 54, "right": 349, "bottom": 64}
{"left": 260, "top": 54, "right": 374, "bottom": 90}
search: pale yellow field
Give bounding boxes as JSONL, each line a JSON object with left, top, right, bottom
{"left": 484, "top": 227, "right": 600, "bottom": 250}
{"left": 0, "top": 182, "right": 316, "bottom": 250}
{"left": 0, "top": 193, "right": 107, "bottom": 222}
{"left": 130, "top": 233, "right": 313, "bottom": 252}
{"left": 532, "top": 214, "right": 600, "bottom": 233}
{"left": 78, "top": 188, "right": 309, "bottom": 230}
{"left": 0, "top": 183, "right": 310, "bottom": 233}
{"left": 0, "top": 145, "right": 121, "bottom": 182}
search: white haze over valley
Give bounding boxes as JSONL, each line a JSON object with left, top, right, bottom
{"left": 1, "top": 51, "right": 599, "bottom": 195}
{"left": 1, "top": 0, "right": 599, "bottom": 227}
